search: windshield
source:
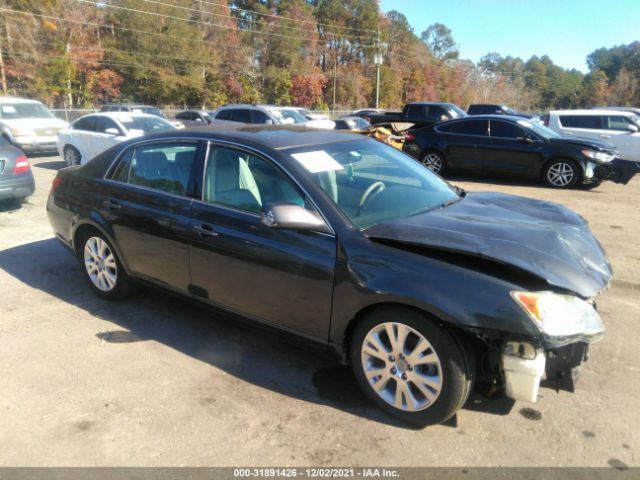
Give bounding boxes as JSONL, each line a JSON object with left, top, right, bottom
{"left": 270, "top": 109, "right": 307, "bottom": 125}
{"left": 446, "top": 104, "right": 467, "bottom": 118}
{"left": 288, "top": 139, "right": 460, "bottom": 228}
{"left": 120, "top": 116, "right": 175, "bottom": 134}
{"left": 0, "top": 102, "right": 54, "bottom": 119}
{"left": 517, "top": 119, "right": 562, "bottom": 139}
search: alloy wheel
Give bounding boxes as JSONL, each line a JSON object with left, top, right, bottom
{"left": 64, "top": 147, "right": 80, "bottom": 166}
{"left": 421, "top": 153, "right": 443, "bottom": 173}
{"left": 361, "top": 322, "right": 443, "bottom": 412}
{"left": 546, "top": 162, "right": 575, "bottom": 187}
{"left": 83, "top": 236, "right": 118, "bottom": 292}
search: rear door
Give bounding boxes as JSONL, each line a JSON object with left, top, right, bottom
{"left": 102, "top": 140, "right": 203, "bottom": 291}
{"left": 437, "top": 119, "right": 490, "bottom": 172}
{"left": 557, "top": 114, "right": 603, "bottom": 141}
{"left": 187, "top": 143, "right": 336, "bottom": 340}
{"left": 69, "top": 115, "right": 98, "bottom": 160}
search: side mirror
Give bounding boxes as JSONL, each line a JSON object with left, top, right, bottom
{"left": 260, "top": 204, "right": 331, "bottom": 234}
{"left": 265, "top": 119, "right": 274, "bottom": 125}
{"left": 105, "top": 127, "right": 120, "bottom": 136}
{"left": 627, "top": 124, "right": 638, "bottom": 133}
{"left": 517, "top": 135, "right": 534, "bottom": 144}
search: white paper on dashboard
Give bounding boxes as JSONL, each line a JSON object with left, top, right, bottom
{"left": 291, "top": 151, "right": 344, "bottom": 173}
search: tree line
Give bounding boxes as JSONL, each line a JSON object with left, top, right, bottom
{"left": 0, "top": 0, "right": 638, "bottom": 112}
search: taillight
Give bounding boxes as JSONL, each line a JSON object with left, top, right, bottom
{"left": 50, "top": 176, "right": 62, "bottom": 193}
{"left": 13, "top": 155, "right": 29, "bottom": 174}
{"left": 404, "top": 132, "right": 416, "bottom": 142}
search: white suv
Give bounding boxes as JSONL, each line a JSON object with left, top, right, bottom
{"left": 544, "top": 109, "right": 640, "bottom": 162}
{"left": 0, "top": 97, "right": 68, "bottom": 154}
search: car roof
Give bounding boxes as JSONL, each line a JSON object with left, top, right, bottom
{"left": 408, "top": 102, "right": 454, "bottom": 106}
{"left": 79, "top": 112, "right": 162, "bottom": 121}
{"left": 0, "top": 96, "right": 44, "bottom": 104}
{"left": 550, "top": 109, "right": 636, "bottom": 116}
{"left": 140, "top": 125, "right": 364, "bottom": 151}
{"left": 103, "top": 103, "right": 157, "bottom": 108}
{"left": 441, "top": 114, "right": 527, "bottom": 121}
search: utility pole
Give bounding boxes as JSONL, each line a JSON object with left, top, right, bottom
{"left": 375, "top": 29, "right": 381, "bottom": 109}
{"left": 0, "top": 39, "right": 7, "bottom": 96}
{"left": 332, "top": 56, "right": 337, "bottom": 117}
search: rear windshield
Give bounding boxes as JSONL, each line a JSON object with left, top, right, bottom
{"left": 0, "top": 102, "right": 54, "bottom": 119}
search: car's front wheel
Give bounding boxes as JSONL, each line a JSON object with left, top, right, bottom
{"left": 64, "top": 145, "right": 81, "bottom": 167}
{"left": 543, "top": 158, "right": 580, "bottom": 188}
{"left": 420, "top": 150, "right": 446, "bottom": 175}
{"left": 350, "top": 307, "right": 474, "bottom": 427}
{"left": 78, "top": 231, "right": 132, "bottom": 299}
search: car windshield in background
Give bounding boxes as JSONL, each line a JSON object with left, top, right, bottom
{"left": 288, "top": 139, "right": 460, "bottom": 229}
{"left": 120, "top": 117, "right": 175, "bottom": 133}
{"left": 270, "top": 109, "right": 307, "bottom": 125}
{"left": 447, "top": 104, "right": 467, "bottom": 118}
{"left": 132, "top": 107, "right": 166, "bottom": 118}
{"left": 0, "top": 103, "right": 54, "bottom": 119}
{"left": 517, "top": 119, "right": 562, "bottom": 139}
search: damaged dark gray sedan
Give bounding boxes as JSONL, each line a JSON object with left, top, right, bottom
{"left": 47, "top": 127, "right": 609, "bottom": 426}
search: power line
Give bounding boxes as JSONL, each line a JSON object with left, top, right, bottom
{"left": 192, "top": 0, "right": 378, "bottom": 34}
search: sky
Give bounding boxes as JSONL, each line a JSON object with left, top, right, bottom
{"left": 378, "top": 0, "right": 640, "bottom": 72}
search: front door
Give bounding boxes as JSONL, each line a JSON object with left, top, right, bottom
{"left": 482, "top": 119, "right": 543, "bottom": 176}
{"left": 188, "top": 144, "right": 337, "bottom": 340}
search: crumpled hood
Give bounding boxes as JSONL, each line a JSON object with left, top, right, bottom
{"left": 549, "top": 136, "right": 615, "bottom": 152}
{"left": 364, "top": 192, "right": 612, "bottom": 298}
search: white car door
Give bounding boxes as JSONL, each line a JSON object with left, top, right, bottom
{"left": 92, "top": 116, "right": 126, "bottom": 158}
{"left": 602, "top": 115, "right": 640, "bottom": 162}
{"left": 67, "top": 115, "right": 99, "bottom": 162}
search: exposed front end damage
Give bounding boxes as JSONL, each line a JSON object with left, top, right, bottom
{"left": 592, "top": 158, "right": 640, "bottom": 185}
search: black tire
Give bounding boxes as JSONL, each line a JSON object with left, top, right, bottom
{"left": 542, "top": 158, "right": 580, "bottom": 189}
{"left": 350, "top": 306, "right": 474, "bottom": 427}
{"left": 420, "top": 150, "right": 446, "bottom": 175}
{"left": 77, "top": 230, "right": 132, "bottom": 300}
{"left": 64, "top": 145, "right": 81, "bottom": 167}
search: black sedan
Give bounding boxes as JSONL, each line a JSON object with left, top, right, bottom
{"left": 403, "top": 115, "right": 638, "bottom": 189}
{"left": 0, "top": 137, "right": 35, "bottom": 205}
{"left": 48, "top": 127, "right": 609, "bottom": 426}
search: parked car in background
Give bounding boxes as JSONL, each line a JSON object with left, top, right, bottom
{"left": 368, "top": 102, "right": 467, "bottom": 128}
{"left": 0, "top": 136, "right": 34, "bottom": 205}
{"left": 403, "top": 115, "right": 637, "bottom": 188}
{"left": 175, "top": 110, "right": 215, "bottom": 126}
{"left": 48, "top": 126, "right": 611, "bottom": 426}
{"left": 591, "top": 106, "right": 640, "bottom": 116}
{"left": 335, "top": 116, "right": 371, "bottom": 130}
{"left": 0, "top": 97, "right": 68, "bottom": 154}
{"left": 101, "top": 103, "right": 167, "bottom": 118}
{"left": 543, "top": 109, "right": 640, "bottom": 162}
{"left": 292, "top": 107, "right": 331, "bottom": 121}
{"left": 467, "top": 103, "right": 538, "bottom": 120}
{"left": 57, "top": 112, "right": 177, "bottom": 166}
{"left": 211, "top": 104, "right": 335, "bottom": 129}
{"left": 349, "top": 108, "right": 384, "bottom": 122}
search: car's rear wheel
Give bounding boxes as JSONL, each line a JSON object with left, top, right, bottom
{"left": 78, "top": 231, "right": 132, "bottom": 299}
{"left": 350, "top": 307, "right": 474, "bottom": 427}
{"left": 64, "top": 145, "right": 81, "bottom": 167}
{"left": 543, "top": 158, "right": 580, "bottom": 188}
{"left": 420, "top": 150, "right": 446, "bottom": 175}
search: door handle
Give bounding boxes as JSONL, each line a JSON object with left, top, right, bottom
{"left": 102, "top": 200, "right": 121, "bottom": 210}
{"left": 193, "top": 224, "right": 218, "bottom": 237}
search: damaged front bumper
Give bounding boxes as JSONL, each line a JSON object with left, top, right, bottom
{"left": 502, "top": 339, "right": 593, "bottom": 402}
{"left": 591, "top": 158, "right": 640, "bottom": 185}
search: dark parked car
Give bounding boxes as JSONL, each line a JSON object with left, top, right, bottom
{"left": 175, "top": 110, "right": 214, "bottom": 126}
{"left": 0, "top": 137, "right": 34, "bottom": 205}
{"left": 403, "top": 115, "right": 638, "bottom": 188}
{"left": 335, "top": 116, "right": 371, "bottom": 130}
{"left": 467, "top": 103, "right": 537, "bottom": 120}
{"left": 368, "top": 102, "right": 467, "bottom": 128}
{"left": 48, "top": 127, "right": 610, "bottom": 426}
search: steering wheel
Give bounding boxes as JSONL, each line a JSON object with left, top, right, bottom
{"left": 355, "top": 181, "right": 386, "bottom": 217}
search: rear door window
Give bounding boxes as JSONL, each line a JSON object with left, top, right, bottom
{"left": 559, "top": 115, "right": 603, "bottom": 129}
{"left": 439, "top": 119, "right": 488, "bottom": 136}
{"left": 73, "top": 116, "right": 98, "bottom": 132}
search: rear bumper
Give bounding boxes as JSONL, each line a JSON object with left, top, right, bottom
{"left": 0, "top": 173, "right": 35, "bottom": 200}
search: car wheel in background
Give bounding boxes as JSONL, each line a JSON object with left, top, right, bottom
{"left": 77, "top": 230, "right": 132, "bottom": 300}
{"left": 543, "top": 158, "right": 580, "bottom": 188}
{"left": 350, "top": 306, "right": 474, "bottom": 427}
{"left": 420, "top": 150, "right": 446, "bottom": 175}
{"left": 64, "top": 145, "right": 81, "bottom": 167}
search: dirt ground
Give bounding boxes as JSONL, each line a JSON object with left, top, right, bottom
{"left": 0, "top": 155, "right": 638, "bottom": 468}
